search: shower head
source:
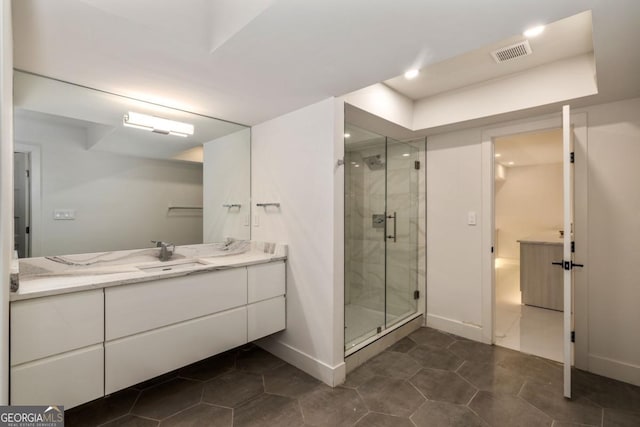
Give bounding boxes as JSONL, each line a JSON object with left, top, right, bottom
{"left": 362, "top": 154, "right": 385, "bottom": 170}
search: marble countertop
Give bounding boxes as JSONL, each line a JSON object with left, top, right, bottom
{"left": 12, "top": 241, "right": 287, "bottom": 301}
{"left": 518, "top": 231, "right": 564, "bottom": 245}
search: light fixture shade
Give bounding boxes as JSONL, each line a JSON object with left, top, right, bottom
{"left": 123, "top": 112, "right": 194, "bottom": 137}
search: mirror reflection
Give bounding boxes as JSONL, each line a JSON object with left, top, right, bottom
{"left": 13, "top": 70, "right": 251, "bottom": 258}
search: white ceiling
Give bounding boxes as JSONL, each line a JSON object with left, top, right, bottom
{"left": 495, "top": 128, "right": 562, "bottom": 167}
{"left": 13, "top": 0, "right": 639, "bottom": 127}
{"left": 384, "top": 11, "right": 594, "bottom": 100}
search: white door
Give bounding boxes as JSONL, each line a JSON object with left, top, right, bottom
{"left": 562, "top": 105, "right": 581, "bottom": 398}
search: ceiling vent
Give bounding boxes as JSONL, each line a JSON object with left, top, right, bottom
{"left": 491, "top": 40, "right": 532, "bottom": 63}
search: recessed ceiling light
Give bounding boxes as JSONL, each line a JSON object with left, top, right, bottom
{"left": 508, "top": 161, "right": 515, "bottom": 166}
{"left": 404, "top": 69, "right": 419, "bottom": 80}
{"left": 523, "top": 25, "right": 545, "bottom": 38}
{"left": 344, "top": 133, "right": 351, "bottom": 138}
{"left": 351, "top": 161, "right": 356, "bottom": 165}
{"left": 495, "top": 153, "right": 501, "bottom": 158}
{"left": 402, "top": 153, "right": 410, "bottom": 157}
{"left": 354, "top": 164, "right": 360, "bottom": 168}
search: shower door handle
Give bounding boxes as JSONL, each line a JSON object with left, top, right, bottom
{"left": 386, "top": 212, "right": 397, "bottom": 242}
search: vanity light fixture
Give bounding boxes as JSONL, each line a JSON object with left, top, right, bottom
{"left": 523, "top": 25, "right": 545, "bottom": 38}
{"left": 404, "top": 69, "right": 419, "bottom": 80}
{"left": 344, "top": 133, "right": 351, "bottom": 138}
{"left": 123, "top": 111, "right": 194, "bottom": 137}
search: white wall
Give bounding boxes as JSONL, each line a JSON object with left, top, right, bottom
{"left": 0, "top": 0, "right": 12, "bottom": 404}
{"left": 342, "top": 83, "right": 414, "bottom": 130}
{"left": 427, "top": 97, "right": 640, "bottom": 386}
{"left": 414, "top": 54, "right": 597, "bottom": 130}
{"left": 203, "top": 128, "right": 251, "bottom": 242}
{"left": 582, "top": 97, "right": 640, "bottom": 385}
{"left": 15, "top": 116, "right": 203, "bottom": 257}
{"left": 495, "top": 163, "right": 563, "bottom": 260}
{"left": 251, "top": 98, "right": 345, "bottom": 386}
{"left": 426, "top": 128, "right": 485, "bottom": 340}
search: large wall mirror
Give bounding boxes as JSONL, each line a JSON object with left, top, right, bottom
{"left": 13, "top": 70, "right": 251, "bottom": 258}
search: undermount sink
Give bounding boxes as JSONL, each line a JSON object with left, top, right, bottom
{"left": 137, "top": 260, "right": 207, "bottom": 274}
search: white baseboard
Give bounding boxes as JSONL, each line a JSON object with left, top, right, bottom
{"left": 426, "top": 313, "right": 487, "bottom": 343}
{"left": 587, "top": 353, "right": 640, "bottom": 387}
{"left": 257, "top": 337, "right": 345, "bottom": 387}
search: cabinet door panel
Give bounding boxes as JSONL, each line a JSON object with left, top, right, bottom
{"left": 105, "top": 307, "right": 247, "bottom": 394}
{"left": 11, "top": 290, "right": 103, "bottom": 365}
{"left": 11, "top": 344, "right": 104, "bottom": 409}
{"left": 106, "top": 268, "right": 247, "bottom": 340}
{"left": 248, "top": 262, "right": 285, "bottom": 303}
{"left": 248, "top": 296, "right": 286, "bottom": 341}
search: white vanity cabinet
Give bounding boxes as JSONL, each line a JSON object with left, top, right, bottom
{"left": 247, "top": 262, "right": 286, "bottom": 341}
{"left": 104, "top": 268, "right": 250, "bottom": 393}
{"left": 104, "top": 260, "right": 286, "bottom": 394}
{"left": 10, "top": 259, "right": 286, "bottom": 408}
{"left": 10, "top": 289, "right": 104, "bottom": 409}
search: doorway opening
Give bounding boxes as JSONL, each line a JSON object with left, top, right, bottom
{"left": 493, "top": 128, "right": 564, "bottom": 362}
{"left": 14, "top": 151, "right": 31, "bottom": 258}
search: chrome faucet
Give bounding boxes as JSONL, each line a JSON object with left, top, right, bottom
{"left": 151, "top": 241, "right": 175, "bottom": 262}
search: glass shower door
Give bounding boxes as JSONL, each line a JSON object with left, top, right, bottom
{"left": 344, "top": 124, "right": 422, "bottom": 353}
{"left": 344, "top": 138, "right": 387, "bottom": 350}
{"left": 385, "top": 139, "right": 420, "bottom": 328}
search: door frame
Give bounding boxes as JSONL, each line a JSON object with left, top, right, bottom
{"left": 14, "top": 143, "right": 42, "bottom": 257}
{"left": 480, "top": 111, "right": 588, "bottom": 370}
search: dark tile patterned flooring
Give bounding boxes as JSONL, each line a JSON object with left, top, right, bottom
{"left": 66, "top": 327, "right": 640, "bottom": 426}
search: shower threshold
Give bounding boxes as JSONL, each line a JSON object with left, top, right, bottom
{"left": 345, "top": 311, "right": 422, "bottom": 357}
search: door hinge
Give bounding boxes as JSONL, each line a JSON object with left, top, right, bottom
{"left": 414, "top": 160, "right": 420, "bottom": 170}
{"left": 26, "top": 226, "right": 30, "bottom": 234}
{"left": 491, "top": 246, "right": 494, "bottom": 253}
{"left": 26, "top": 170, "right": 30, "bottom": 178}
{"left": 571, "top": 331, "right": 575, "bottom": 343}
{"left": 571, "top": 241, "right": 575, "bottom": 253}
{"left": 570, "top": 152, "right": 575, "bottom": 163}
{"left": 413, "top": 290, "right": 420, "bottom": 300}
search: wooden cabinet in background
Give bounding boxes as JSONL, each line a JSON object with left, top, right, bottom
{"left": 520, "top": 241, "right": 563, "bottom": 311}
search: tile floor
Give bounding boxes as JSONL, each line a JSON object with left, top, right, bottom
{"left": 65, "top": 327, "right": 640, "bottom": 427}
{"left": 495, "top": 261, "right": 564, "bottom": 362}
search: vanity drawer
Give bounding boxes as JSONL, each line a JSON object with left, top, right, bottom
{"left": 11, "top": 290, "right": 104, "bottom": 365}
{"left": 11, "top": 344, "right": 104, "bottom": 409}
{"left": 105, "top": 268, "right": 247, "bottom": 340}
{"left": 105, "top": 306, "right": 247, "bottom": 394}
{"left": 247, "top": 261, "right": 286, "bottom": 303}
{"left": 248, "top": 296, "right": 286, "bottom": 341}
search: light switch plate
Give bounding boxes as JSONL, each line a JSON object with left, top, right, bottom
{"left": 54, "top": 209, "right": 76, "bottom": 220}
{"left": 467, "top": 211, "right": 477, "bottom": 226}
